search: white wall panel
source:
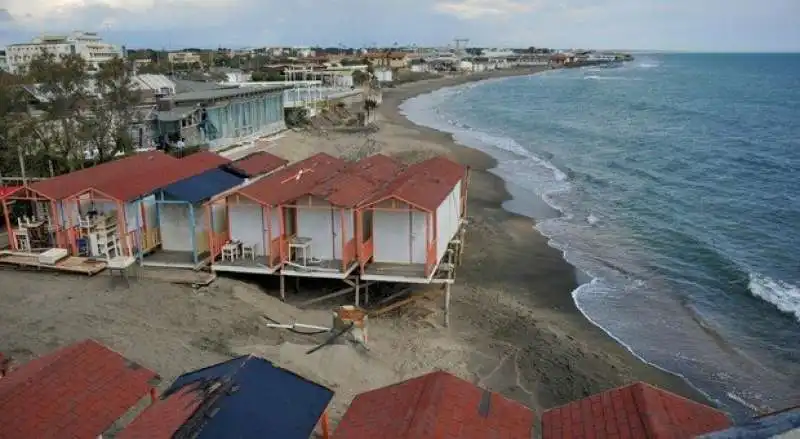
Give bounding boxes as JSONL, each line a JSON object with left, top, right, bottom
{"left": 229, "top": 200, "right": 265, "bottom": 256}
{"left": 296, "top": 207, "right": 334, "bottom": 260}
{"left": 373, "top": 210, "right": 410, "bottom": 263}
{"left": 160, "top": 203, "right": 192, "bottom": 252}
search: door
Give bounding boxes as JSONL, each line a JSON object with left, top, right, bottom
{"left": 373, "top": 210, "right": 411, "bottom": 263}
{"left": 410, "top": 211, "right": 427, "bottom": 264}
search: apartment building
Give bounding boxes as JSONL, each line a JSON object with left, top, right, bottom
{"left": 167, "top": 51, "right": 203, "bottom": 65}
{"left": 4, "top": 31, "right": 122, "bottom": 74}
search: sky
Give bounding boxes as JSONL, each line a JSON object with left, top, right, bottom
{"left": 0, "top": 0, "right": 798, "bottom": 52}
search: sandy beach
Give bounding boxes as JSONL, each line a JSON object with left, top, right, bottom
{"left": 0, "top": 67, "right": 710, "bottom": 434}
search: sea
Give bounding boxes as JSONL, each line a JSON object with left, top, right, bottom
{"left": 400, "top": 54, "right": 800, "bottom": 420}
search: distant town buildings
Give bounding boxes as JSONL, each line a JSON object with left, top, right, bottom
{"left": 167, "top": 51, "right": 204, "bottom": 65}
{"left": 3, "top": 31, "right": 122, "bottom": 74}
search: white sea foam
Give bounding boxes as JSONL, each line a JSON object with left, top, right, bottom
{"left": 398, "top": 73, "right": 789, "bottom": 417}
{"left": 748, "top": 273, "right": 800, "bottom": 322}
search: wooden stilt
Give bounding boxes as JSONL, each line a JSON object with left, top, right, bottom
{"left": 444, "top": 282, "right": 451, "bottom": 327}
{"left": 355, "top": 277, "right": 360, "bottom": 307}
{"left": 279, "top": 274, "right": 285, "bottom": 301}
{"left": 365, "top": 282, "right": 370, "bottom": 305}
{"left": 295, "top": 276, "right": 300, "bottom": 293}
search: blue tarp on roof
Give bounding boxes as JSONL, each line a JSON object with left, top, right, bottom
{"left": 166, "top": 355, "right": 334, "bottom": 439}
{"left": 160, "top": 168, "right": 244, "bottom": 204}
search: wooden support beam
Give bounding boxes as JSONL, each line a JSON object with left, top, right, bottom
{"left": 279, "top": 274, "right": 285, "bottom": 301}
{"left": 444, "top": 282, "right": 451, "bottom": 327}
{"left": 365, "top": 282, "right": 370, "bottom": 305}
{"left": 297, "top": 282, "right": 375, "bottom": 309}
{"left": 355, "top": 276, "right": 360, "bottom": 307}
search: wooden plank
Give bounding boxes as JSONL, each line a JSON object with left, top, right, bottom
{"left": 0, "top": 254, "right": 107, "bottom": 275}
{"left": 296, "top": 281, "right": 375, "bottom": 308}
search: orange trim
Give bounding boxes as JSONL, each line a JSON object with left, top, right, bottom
{"left": 320, "top": 411, "right": 330, "bottom": 439}
{"left": 3, "top": 186, "right": 54, "bottom": 202}
{"left": 2, "top": 200, "right": 15, "bottom": 251}
{"left": 339, "top": 208, "right": 346, "bottom": 270}
{"left": 359, "top": 194, "right": 431, "bottom": 213}
{"left": 64, "top": 187, "right": 122, "bottom": 204}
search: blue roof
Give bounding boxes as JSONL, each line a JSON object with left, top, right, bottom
{"left": 699, "top": 408, "right": 800, "bottom": 439}
{"left": 166, "top": 355, "right": 334, "bottom": 439}
{"left": 160, "top": 168, "right": 244, "bottom": 204}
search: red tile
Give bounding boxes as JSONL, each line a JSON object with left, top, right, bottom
{"left": 541, "top": 382, "right": 732, "bottom": 439}
{"left": 0, "top": 339, "right": 158, "bottom": 439}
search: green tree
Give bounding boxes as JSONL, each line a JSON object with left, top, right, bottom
{"left": 79, "top": 57, "right": 143, "bottom": 164}
{"left": 25, "top": 52, "right": 90, "bottom": 172}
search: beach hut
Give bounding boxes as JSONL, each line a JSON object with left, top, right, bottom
{"left": 0, "top": 151, "right": 177, "bottom": 255}
{"left": 141, "top": 151, "right": 244, "bottom": 269}
{"left": 332, "top": 370, "right": 534, "bottom": 439}
{"left": 202, "top": 152, "right": 289, "bottom": 275}
{"left": 117, "top": 355, "right": 334, "bottom": 439}
{"left": 358, "top": 155, "right": 468, "bottom": 284}
{"left": 230, "top": 153, "right": 351, "bottom": 279}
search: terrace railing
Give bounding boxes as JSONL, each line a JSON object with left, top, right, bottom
{"left": 343, "top": 238, "right": 357, "bottom": 271}
{"left": 269, "top": 236, "right": 284, "bottom": 267}
{"left": 209, "top": 230, "right": 228, "bottom": 260}
{"left": 424, "top": 240, "right": 437, "bottom": 278}
{"left": 358, "top": 237, "right": 373, "bottom": 270}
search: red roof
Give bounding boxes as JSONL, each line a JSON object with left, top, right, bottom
{"left": 88, "top": 150, "right": 230, "bottom": 202}
{"left": 362, "top": 155, "right": 466, "bottom": 211}
{"left": 27, "top": 151, "right": 178, "bottom": 201}
{"left": 541, "top": 382, "right": 732, "bottom": 439}
{"left": 0, "top": 186, "right": 21, "bottom": 199}
{"left": 0, "top": 339, "right": 159, "bottom": 439}
{"left": 231, "top": 151, "right": 289, "bottom": 177}
{"left": 116, "top": 386, "right": 203, "bottom": 439}
{"left": 333, "top": 371, "right": 534, "bottom": 439}
{"left": 239, "top": 152, "right": 348, "bottom": 205}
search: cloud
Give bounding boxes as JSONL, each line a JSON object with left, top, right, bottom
{"left": 433, "top": 0, "right": 538, "bottom": 19}
{"left": 0, "top": 8, "right": 12, "bottom": 21}
{"left": 0, "top": 0, "right": 797, "bottom": 51}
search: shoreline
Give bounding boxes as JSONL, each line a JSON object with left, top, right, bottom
{"left": 376, "top": 68, "right": 713, "bottom": 407}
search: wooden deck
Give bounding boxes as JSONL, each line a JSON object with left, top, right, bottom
{"left": 211, "top": 256, "right": 278, "bottom": 275}
{"left": 361, "top": 262, "right": 454, "bottom": 284}
{"left": 142, "top": 250, "right": 210, "bottom": 270}
{"left": 0, "top": 252, "right": 107, "bottom": 275}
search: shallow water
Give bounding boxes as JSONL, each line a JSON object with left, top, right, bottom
{"left": 400, "top": 54, "right": 800, "bottom": 419}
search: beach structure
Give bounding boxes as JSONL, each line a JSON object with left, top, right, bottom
{"left": 138, "top": 151, "right": 246, "bottom": 269}
{"left": 0, "top": 339, "right": 160, "bottom": 439}
{"left": 332, "top": 370, "right": 534, "bottom": 438}
{"left": 0, "top": 151, "right": 178, "bottom": 256}
{"left": 117, "top": 355, "right": 334, "bottom": 439}
{"left": 58, "top": 151, "right": 228, "bottom": 266}
{"left": 540, "top": 382, "right": 732, "bottom": 439}
{"left": 358, "top": 156, "right": 468, "bottom": 284}
{"left": 205, "top": 153, "right": 469, "bottom": 321}
{"left": 207, "top": 152, "right": 349, "bottom": 279}
{"left": 153, "top": 84, "right": 291, "bottom": 151}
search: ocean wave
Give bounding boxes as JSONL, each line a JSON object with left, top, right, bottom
{"left": 748, "top": 273, "right": 800, "bottom": 321}
{"left": 584, "top": 75, "right": 641, "bottom": 81}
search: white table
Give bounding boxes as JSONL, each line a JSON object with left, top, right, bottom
{"left": 289, "top": 237, "right": 312, "bottom": 266}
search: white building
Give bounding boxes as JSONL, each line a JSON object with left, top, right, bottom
{"left": 4, "top": 31, "right": 122, "bottom": 74}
